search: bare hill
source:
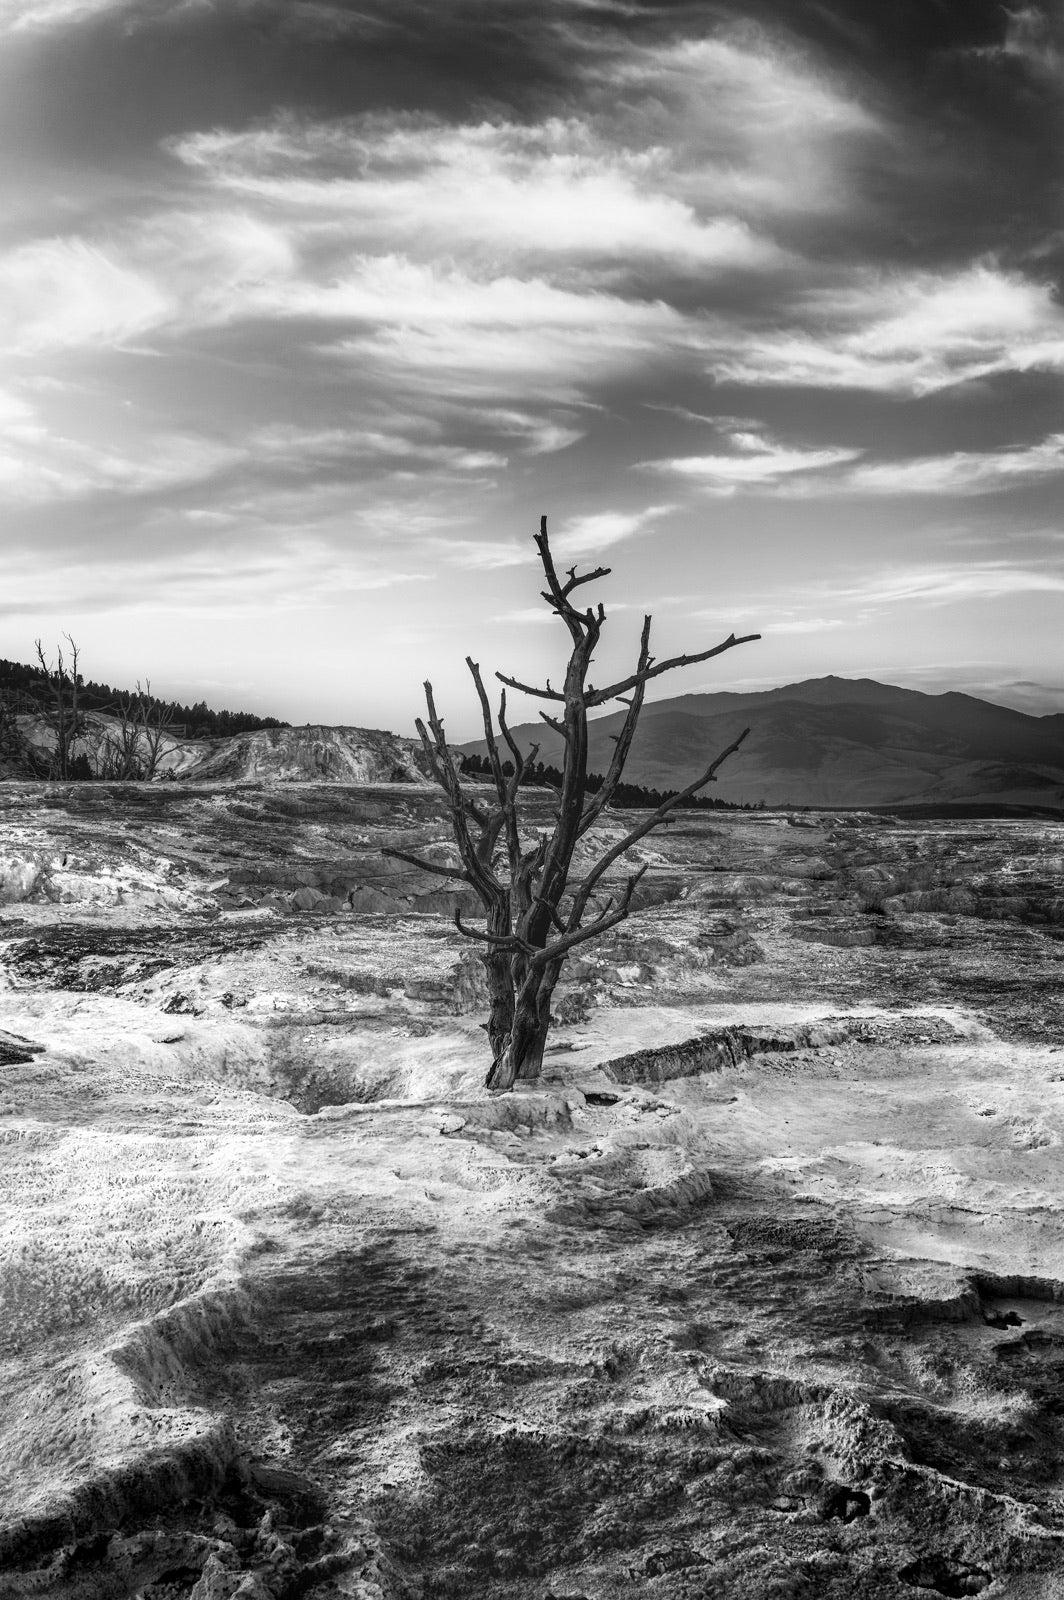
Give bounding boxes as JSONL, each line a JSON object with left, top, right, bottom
{"left": 460, "top": 676, "right": 1064, "bottom": 810}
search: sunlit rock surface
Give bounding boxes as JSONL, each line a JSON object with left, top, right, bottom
{"left": 1, "top": 782, "right": 1063, "bottom": 1597}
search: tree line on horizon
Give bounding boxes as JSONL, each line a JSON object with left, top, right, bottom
{"left": 457, "top": 750, "right": 758, "bottom": 812}
{"left": 0, "top": 656, "right": 286, "bottom": 739}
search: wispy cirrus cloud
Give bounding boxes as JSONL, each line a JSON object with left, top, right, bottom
{"left": 0, "top": 238, "right": 171, "bottom": 354}
{"left": 645, "top": 428, "right": 1064, "bottom": 498}
{"left": 551, "top": 503, "right": 678, "bottom": 557}
{"left": 844, "top": 433, "right": 1064, "bottom": 495}
{"left": 173, "top": 115, "right": 787, "bottom": 273}
{"left": 850, "top": 562, "right": 1064, "bottom": 606}
{"left": 580, "top": 29, "right": 880, "bottom": 221}
{"left": 727, "top": 558, "right": 1064, "bottom": 624}
{"left": 642, "top": 428, "right": 861, "bottom": 491}
{"left": 702, "top": 264, "right": 1064, "bottom": 395}
{"left": 0, "top": 538, "right": 421, "bottom": 620}
{"left": 0, "top": 386, "right": 242, "bottom": 504}
{"left": 0, "top": 0, "right": 132, "bottom": 31}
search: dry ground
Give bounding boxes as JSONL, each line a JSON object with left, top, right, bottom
{"left": 0, "top": 783, "right": 1063, "bottom": 1598}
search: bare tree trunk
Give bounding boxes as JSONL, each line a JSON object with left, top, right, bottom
{"left": 481, "top": 909, "right": 516, "bottom": 1065}
{"left": 487, "top": 956, "right": 562, "bottom": 1091}
{"left": 488, "top": 996, "right": 547, "bottom": 1091}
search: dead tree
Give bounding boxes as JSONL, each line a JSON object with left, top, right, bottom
{"left": 97, "top": 681, "right": 173, "bottom": 780}
{"left": 35, "top": 636, "right": 87, "bottom": 781}
{"left": 385, "top": 517, "right": 759, "bottom": 1093}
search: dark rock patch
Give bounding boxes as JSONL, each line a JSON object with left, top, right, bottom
{"left": 898, "top": 1553, "right": 991, "bottom": 1595}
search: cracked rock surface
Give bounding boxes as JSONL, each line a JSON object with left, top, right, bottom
{"left": 0, "top": 784, "right": 1063, "bottom": 1597}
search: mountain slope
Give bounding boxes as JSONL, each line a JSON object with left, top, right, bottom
{"left": 459, "top": 677, "right": 1064, "bottom": 809}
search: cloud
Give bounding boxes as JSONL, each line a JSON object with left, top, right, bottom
{"left": 762, "top": 560, "right": 1064, "bottom": 620}
{"left": 422, "top": 537, "right": 532, "bottom": 571}
{"left": 173, "top": 114, "right": 786, "bottom": 273}
{"left": 580, "top": 29, "right": 880, "bottom": 218}
{"left": 645, "top": 427, "right": 1064, "bottom": 499}
{"left": 551, "top": 504, "right": 677, "bottom": 557}
{"left": 642, "top": 429, "right": 861, "bottom": 490}
{"left": 0, "top": 537, "right": 421, "bottom": 620}
{"left": 463, "top": 408, "right": 585, "bottom": 456}
{"left": 0, "top": 211, "right": 686, "bottom": 403}
{"left": 704, "top": 264, "right": 1064, "bottom": 395}
{"left": 0, "top": 392, "right": 242, "bottom": 504}
{"left": 496, "top": 606, "right": 559, "bottom": 626}
{"left": 844, "top": 433, "right": 1064, "bottom": 495}
{"left": 849, "top": 562, "right": 1064, "bottom": 607}
{"left": 0, "top": 238, "right": 171, "bottom": 354}
{"left": 762, "top": 616, "right": 848, "bottom": 635}
{"left": 974, "top": 5, "right": 1064, "bottom": 78}
{"left": 245, "top": 422, "right": 507, "bottom": 473}
{"left": 317, "top": 258, "right": 687, "bottom": 401}
{"left": 0, "top": 0, "right": 133, "bottom": 31}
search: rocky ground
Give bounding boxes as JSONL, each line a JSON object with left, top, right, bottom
{"left": 1, "top": 782, "right": 1063, "bottom": 1598}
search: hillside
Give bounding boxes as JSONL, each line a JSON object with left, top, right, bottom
{"left": 174, "top": 724, "right": 425, "bottom": 784}
{"left": 459, "top": 676, "right": 1064, "bottom": 810}
{"left": 1, "top": 712, "right": 426, "bottom": 786}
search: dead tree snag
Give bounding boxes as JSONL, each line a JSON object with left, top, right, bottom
{"left": 35, "top": 636, "right": 87, "bottom": 781}
{"left": 385, "top": 517, "right": 760, "bottom": 1092}
{"left": 97, "top": 681, "right": 174, "bottom": 781}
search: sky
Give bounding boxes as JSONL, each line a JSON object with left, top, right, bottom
{"left": 0, "top": 0, "right": 1062, "bottom": 736}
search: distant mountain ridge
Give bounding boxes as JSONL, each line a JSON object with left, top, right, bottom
{"left": 458, "top": 676, "right": 1064, "bottom": 811}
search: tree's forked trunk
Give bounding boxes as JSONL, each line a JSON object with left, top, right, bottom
{"left": 485, "top": 965, "right": 560, "bottom": 1093}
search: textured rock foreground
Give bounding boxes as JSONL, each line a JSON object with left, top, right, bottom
{"left": 0, "top": 783, "right": 1063, "bottom": 1597}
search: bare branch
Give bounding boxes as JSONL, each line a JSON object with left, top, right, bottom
{"left": 414, "top": 714, "right": 448, "bottom": 787}
{"left": 416, "top": 707, "right": 491, "bottom": 831}
{"left": 416, "top": 685, "right": 503, "bottom": 908}
{"left": 587, "top": 632, "right": 761, "bottom": 707}
{"left": 454, "top": 911, "right": 534, "bottom": 954}
{"left": 466, "top": 657, "right": 509, "bottom": 808}
{"left": 579, "top": 613, "right": 652, "bottom": 835}
{"left": 530, "top": 516, "right": 612, "bottom": 648}
{"left": 570, "top": 729, "right": 751, "bottom": 925}
{"left": 561, "top": 563, "right": 611, "bottom": 597}
{"left": 530, "top": 863, "right": 648, "bottom": 966}
{"left": 539, "top": 711, "right": 568, "bottom": 739}
{"left": 381, "top": 847, "right": 471, "bottom": 883}
{"left": 497, "top": 691, "right": 533, "bottom": 775}
{"left": 495, "top": 672, "right": 565, "bottom": 702}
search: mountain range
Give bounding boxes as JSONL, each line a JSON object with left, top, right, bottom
{"left": 459, "top": 676, "right": 1064, "bottom": 811}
